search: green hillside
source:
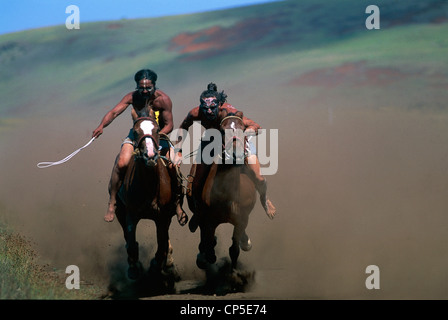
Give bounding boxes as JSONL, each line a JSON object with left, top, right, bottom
{"left": 0, "top": 0, "right": 447, "bottom": 125}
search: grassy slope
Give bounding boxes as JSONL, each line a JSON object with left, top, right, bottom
{"left": 0, "top": 219, "right": 102, "bottom": 299}
{"left": 0, "top": 0, "right": 447, "bottom": 122}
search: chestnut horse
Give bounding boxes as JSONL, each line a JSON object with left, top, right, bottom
{"left": 190, "top": 110, "right": 257, "bottom": 271}
{"left": 115, "top": 115, "right": 176, "bottom": 280}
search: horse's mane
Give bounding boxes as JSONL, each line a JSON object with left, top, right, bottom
{"left": 226, "top": 112, "right": 242, "bottom": 117}
{"left": 133, "top": 116, "right": 158, "bottom": 126}
{"left": 219, "top": 110, "right": 244, "bottom": 124}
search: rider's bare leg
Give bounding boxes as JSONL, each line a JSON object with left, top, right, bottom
{"left": 188, "top": 163, "right": 211, "bottom": 232}
{"left": 166, "top": 147, "right": 188, "bottom": 226}
{"left": 105, "top": 143, "right": 134, "bottom": 222}
{"left": 245, "top": 154, "right": 276, "bottom": 219}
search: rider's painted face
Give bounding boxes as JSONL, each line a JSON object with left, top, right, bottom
{"left": 200, "top": 97, "right": 219, "bottom": 121}
{"left": 137, "top": 79, "right": 155, "bottom": 97}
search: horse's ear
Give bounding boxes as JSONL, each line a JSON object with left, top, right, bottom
{"left": 236, "top": 110, "right": 244, "bottom": 119}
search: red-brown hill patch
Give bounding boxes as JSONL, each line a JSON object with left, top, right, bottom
{"left": 168, "top": 16, "right": 287, "bottom": 61}
{"left": 289, "top": 61, "right": 413, "bottom": 88}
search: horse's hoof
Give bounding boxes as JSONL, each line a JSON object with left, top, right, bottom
{"left": 149, "top": 257, "right": 165, "bottom": 274}
{"left": 166, "top": 254, "right": 174, "bottom": 268}
{"left": 128, "top": 269, "right": 139, "bottom": 280}
{"left": 127, "top": 262, "right": 142, "bottom": 280}
{"left": 239, "top": 234, "right": 252, "bottom": 251}
{"left": 240, "top": 238, "right": 252, "bottom": 251}
{"left": 196, "top": 253, "right": 208, "bottom": 270}
{"left": 162, "top": 264, "right": 181, "bottom": 282}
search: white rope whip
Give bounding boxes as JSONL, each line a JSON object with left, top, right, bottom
{"left": 37, "top": 137, "right": 96, "bottom": 169}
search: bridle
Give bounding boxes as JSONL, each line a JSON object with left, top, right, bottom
{"left": 220, "top": 115, "right": 246, "bottom": 145}
{"left": 132, "top": 117, "right": 161, "bottom": 166}
{"left": 133, "top": 117, "right": 160, "bottom": 150}
{"left": 220, "top": 115, "right": 246, "bottom": 162}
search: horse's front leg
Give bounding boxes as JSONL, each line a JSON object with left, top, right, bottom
{"left": 229, "top": 216, "right": 249, "bottom": 270}
{"left": 125, "top": 214, "right": 141, "bottom": 280}
{"left": 153, "top": 217, "right": 171, "bottom": 272}
{"left": 197, "top": 223, "right": 217, "bottom": 269}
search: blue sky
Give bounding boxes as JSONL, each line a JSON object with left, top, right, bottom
{"left": 0, "top": 0, "right": 280, "bottom": 35}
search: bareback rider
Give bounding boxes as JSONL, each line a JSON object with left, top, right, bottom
{"left": 173, "top": 83, "right": 276, "bottom": 232}
{"left": 92, "top": 69, "right": 187, "bottom": 225}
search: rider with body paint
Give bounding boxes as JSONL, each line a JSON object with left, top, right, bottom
{"left": 173, "top": 83, "right": 276, "bottom": 232}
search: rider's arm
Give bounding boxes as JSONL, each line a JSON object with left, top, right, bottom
{"left": 157, "top": 94, "right": 174, "bottom": 135}
{"left": 174, "top": 110, "right": 196, "bottom": 149}
{"left": 243, "top": 116, "right": 261, "bottom": 135}
{"left": 172, "top": 109, "right": 198, "bottom": 165}
{"left": 92, "top": 93, "right": 132, "bottom": 138}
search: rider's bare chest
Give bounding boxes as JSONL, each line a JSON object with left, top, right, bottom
{"left": 132, "top": 99, "right": 155, "bottom": 118}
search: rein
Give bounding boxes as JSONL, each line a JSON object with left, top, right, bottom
{"left": 37, "top": 137, "right": 96, "bottom": 168}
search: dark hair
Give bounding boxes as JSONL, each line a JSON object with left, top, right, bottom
{"left": 200, "top": 82, "right": 227, "bottom": 104}
{"left": 134, "top": 69, "right": 158, "bottom": 85}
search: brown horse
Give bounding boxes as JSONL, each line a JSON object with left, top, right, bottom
{"left": 115, "top": 116, "right": 176, "bottom": 280}
{"left": 190, "top": 110, "right": 257, "bottom": 271}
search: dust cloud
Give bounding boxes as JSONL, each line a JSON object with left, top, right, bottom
{"left": 1, "top": 88, "right": 448, "bottom": 299}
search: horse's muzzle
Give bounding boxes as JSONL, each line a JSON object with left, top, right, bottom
{"left": 142, "top": 151, "right": 158, "bottom": 167}
{"left": 223, "top": 138, "right": 245, "bottom": 164}
{"left": 134, "top": 148, "right": 159, "bottom": 167}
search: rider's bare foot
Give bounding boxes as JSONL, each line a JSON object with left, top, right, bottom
{"left": 262, "top": 198, "right": 276, "bottom": 220}
{"left": 104, "top": 206, "right": 116, "bottom": 222}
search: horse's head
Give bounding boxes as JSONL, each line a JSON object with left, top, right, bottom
{"left": 219, "top": 110, "right": 246, "bottom": 163}
{"left": 133, "top": 116, "right": 160, "bottom": 167}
